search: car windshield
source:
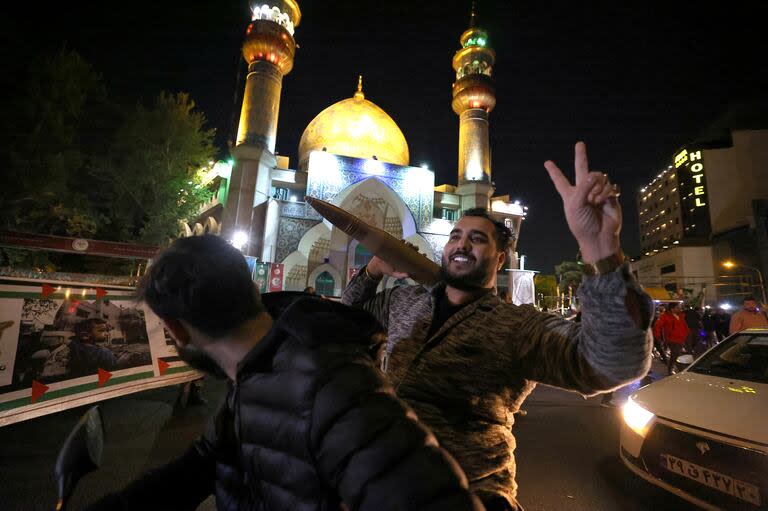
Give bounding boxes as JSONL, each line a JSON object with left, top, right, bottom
{"left": 689, "top": 333, "right": 768, "bottom": 384}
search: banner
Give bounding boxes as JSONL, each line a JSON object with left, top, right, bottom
{"left": 0, "top": 279, "right": 201, "bottom": 427}
{"left": 253, "top": 262, "right": 270, "bottom": 293}
{"left": 268, "top": 263, "right": 284, "bottom": 292}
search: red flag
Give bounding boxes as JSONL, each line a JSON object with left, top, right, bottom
{"left": 95, "top": 288, "right": 108, "bottom": 300}
{"left": 31, "top": 380, "right": 49, "bottom": 403}
{"left": 268, "top": 263, "right": 285, "bottom": 292}
{"left": 158, "top": 359, "right": 170, "bottom": 376}
{"left": 97, "top": 368, "right": 112, "bottom": 386}
{"left": 41, "top": 284, "right": 54, "bottom": 298}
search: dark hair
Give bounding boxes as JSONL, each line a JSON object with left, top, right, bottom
{"left": 461, "top": 208, "right": 514, "bottom": 251}
{"left": 137, "top": 235, "right": 264, "bottom": 337}
{"left": 74, "top": 317, "right": 107, "bottom": 338}
{"left": 743, "top": 295, "right": 757, "bottom": 303}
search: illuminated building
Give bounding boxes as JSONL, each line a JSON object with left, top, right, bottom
{"left": 195, "top": 2, "right": 529, "bottom": 297}
{"left": 634, "top": 127, "right": 768, "bottom": 302}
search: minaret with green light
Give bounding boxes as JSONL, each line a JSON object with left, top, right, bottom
{"left": 221, "top": 1, "right": 301, "bottom": 257}
{"left": 452, "top": 2, "right": 496, "bottom": 210}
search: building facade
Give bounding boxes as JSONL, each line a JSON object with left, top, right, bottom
{"left": 635, "top": 128, "right": 768, "bottom": 303}
{"left": 190, "top": 2, "right": 530, "bottom": 298}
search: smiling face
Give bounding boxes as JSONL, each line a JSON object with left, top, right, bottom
{"left": 441, "top": 215, "right": 506, "bottom": 291}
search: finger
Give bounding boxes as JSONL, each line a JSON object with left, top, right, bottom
{"left": 544, "top": 160, "right": 572, "bottom": 198}
{"left": 576, "top": 171, "right": 604, "bottom": 202}
{"left": 587, "top": 180, "right": 606, "bottom": 203}
{"left": 593, "top": 181, "right": 617, "bottom": 204}
{"left": 574, "top": 141, "right": 589, "bottom": 185}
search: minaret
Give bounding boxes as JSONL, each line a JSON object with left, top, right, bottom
{"left": 221, "top": 1, "right": 301, "bottom": 256}
{"left": 452, "top": 2, "right": 496, "bottom": 210}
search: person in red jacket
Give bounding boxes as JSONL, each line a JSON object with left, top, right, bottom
{"left": 654, "top": 302, "right": 689, "bottom": 375}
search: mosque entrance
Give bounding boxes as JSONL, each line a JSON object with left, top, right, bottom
{"left": 314, "top": 271, "right": 335, "bottom": 297}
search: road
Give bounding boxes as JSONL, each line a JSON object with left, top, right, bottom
{"left": 0, "top": 360, "right": 694, "bottom": 511}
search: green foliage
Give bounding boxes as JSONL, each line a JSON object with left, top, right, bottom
{"left": 1, "top": 50, "right": 217, "bottom": 270}
{"left": 96, "top": 92, "right": 215, "bottom": 244}
{"left": 555, "top": 260, "right": 585, "bottom": 293}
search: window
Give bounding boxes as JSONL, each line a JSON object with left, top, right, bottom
{"left": 273, "top": 187, "right": 289, "bottom": 200}
{"left": 660, "top": 264, "right": 676, "bottom": 274}
{"left": 315, "top": 271, "right": 335, "bottom": 297}
{"left": 354, "top": 243, "right": 373, "bottom": 267}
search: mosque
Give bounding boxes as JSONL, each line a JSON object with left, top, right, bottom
{"left": 190, "top": 1, "right": 533, "bottom": 301}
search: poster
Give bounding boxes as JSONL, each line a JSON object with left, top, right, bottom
{"left": 253, "top": 262, "right": 270, "bottom": 293}
{"left": 268, "top": 263, "right": 284, "bottom": 292}
{"left": 0, "top": 280, "right": 201, "bottom": 426}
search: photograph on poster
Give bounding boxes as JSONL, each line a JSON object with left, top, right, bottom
{"left": 2, "top": 297, "right": 152, "bottom": 390}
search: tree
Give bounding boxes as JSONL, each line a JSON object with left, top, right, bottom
{"left": 1, "top": 49, "right": 108, "bottom": 239}
{"left": 554, "top": 261, "right": 585, "bottom": 294}
{"left": 534, "top": 274, "right": 559, "bottom": 310}
{"left": 1, "top": 50, "right": 217, "bottom": 271}
{"left": 94, "top": 92, "right": 216, "bottom": 245}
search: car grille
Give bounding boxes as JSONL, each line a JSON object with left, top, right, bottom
{"left": 640, "top": 422, "right": 768, "bottom": 510}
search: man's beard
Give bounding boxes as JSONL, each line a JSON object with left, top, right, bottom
{"left": 441, "top": 253, "right": 495, "bottom": 290}
{"left": 176, "top": 344, "right": 226, "bottom": 379}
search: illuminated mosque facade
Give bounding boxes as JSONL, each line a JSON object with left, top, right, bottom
{"left": 193, "top": 1, "right": 532, "bottom": 299}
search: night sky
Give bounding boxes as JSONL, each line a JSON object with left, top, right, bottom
{"left": 5, "top": 1, "right": 767, "bottom": 272}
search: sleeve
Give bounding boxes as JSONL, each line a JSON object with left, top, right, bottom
{"left": 309, "top": 343, "right": 484, "bottom": 511}
{"left": 83, "top": 402, "right": 226, "bottom": 511}
{"left": 341, "top": 265, "right": 395, "bottom": 329}
{"left": 511, "top": 263, "right": 653, "bottom": 394}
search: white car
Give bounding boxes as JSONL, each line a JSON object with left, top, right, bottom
{"left": 620, "top": 328, "right": 768, "bottom": 511}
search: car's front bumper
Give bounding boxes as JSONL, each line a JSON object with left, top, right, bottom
{"left": 620, "top": 418, "right": 767, "bottom": 511}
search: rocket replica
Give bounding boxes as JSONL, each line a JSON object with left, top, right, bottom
{"left": 305, "top": 196, "right": 441, "bottom": 285}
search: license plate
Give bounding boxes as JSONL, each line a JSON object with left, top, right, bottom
{"left": 661, "top": 453, "right": 761, "bottom": 506}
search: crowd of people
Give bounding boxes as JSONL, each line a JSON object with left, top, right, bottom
{"left": 650, "top": 295, "right": 768, "bottom": 374}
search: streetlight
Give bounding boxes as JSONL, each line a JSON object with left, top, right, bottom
{"left": 722, "top": 260, "right": 767, "bottom": 304}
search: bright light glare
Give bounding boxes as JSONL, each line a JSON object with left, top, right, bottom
{"left": 622, "top": 397, "right": 655, "bottom": 438}
{"left": 720, "top": 303, "right": 732, "bottom": 311}
{"left": 231, "top": 231, "right": 249, "bottom": 251}
{"left": 722, "top": 260, "right": 735, "bottom": 268}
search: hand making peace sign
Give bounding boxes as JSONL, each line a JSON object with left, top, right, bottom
{"left": 544, "top": 141, "right": 622, "bottom": 264}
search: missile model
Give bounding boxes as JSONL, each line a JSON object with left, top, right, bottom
{"left": 305, "top": 196, "right": 441, "bottom": 285}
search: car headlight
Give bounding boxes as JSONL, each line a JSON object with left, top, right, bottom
{"left": 622, "top": 396, "right": 655, "bottom": 438}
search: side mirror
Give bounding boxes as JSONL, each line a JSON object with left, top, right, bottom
{"left": 54, "top": 405, "right": 104, "bottom": 511}
{"left": 676, "top": 354, "right": 695, "bottom": 368}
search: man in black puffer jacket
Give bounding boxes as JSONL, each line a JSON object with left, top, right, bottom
{"left": 87, "top": 235, "right": 483, "bottom": 511}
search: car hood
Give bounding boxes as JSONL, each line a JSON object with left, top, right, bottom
{"left": 631, "top": 372, "right": 768, "bottom": 445}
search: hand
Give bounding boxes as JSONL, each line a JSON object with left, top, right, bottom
{"left": 544, "top": 141, "right": 622, "bottom": 263}
{"left": 365, "top": 242, "right": 418, "bottom": 280}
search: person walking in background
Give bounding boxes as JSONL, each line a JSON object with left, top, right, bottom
{"left": 714, "top": 306, "right": 731, "bottom": 341}
{"left": 655, "top": 302, "right": 689, "bottom": 375}
{"left": 729, "top": 295, "right": 768, "bottom": 334}
{"left": 683, "top": 305, "right": 703, "bottom": 355}
{"left": 650, "top": 304, "right": 667, "bottom": 363}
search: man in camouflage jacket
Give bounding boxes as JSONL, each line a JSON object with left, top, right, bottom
{"left": 342, "top": 143, "right": 653, "bottom": 510}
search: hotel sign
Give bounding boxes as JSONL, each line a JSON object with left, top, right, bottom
{"left": 674, "top": 147, "right": 711, "bottom": 238}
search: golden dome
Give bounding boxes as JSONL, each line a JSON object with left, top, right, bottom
{"left": 298, "top": 77, "right": 409, "bottom": 169}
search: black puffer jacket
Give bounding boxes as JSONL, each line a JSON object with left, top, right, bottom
{"left": 90, "top": 293, "right": 483, "bottom": 511}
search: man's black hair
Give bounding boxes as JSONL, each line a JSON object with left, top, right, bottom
{"left": 461, "top": 208, "right": 514, "bottom": 251}
{"left": 74, "top": 317, "right": 107, "bottom": 338}
{"left": 743, "top": 295, "right": 757, "bottom": 303}
{"left": 137, "top": 235, "right": 264, "bottom": 337}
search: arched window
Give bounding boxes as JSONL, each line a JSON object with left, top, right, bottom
{"left": 354, "top": 243, "right": 373, "bottom": 267}
{"left": 315, "top": 271, "right": 335, "bottom": 297}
